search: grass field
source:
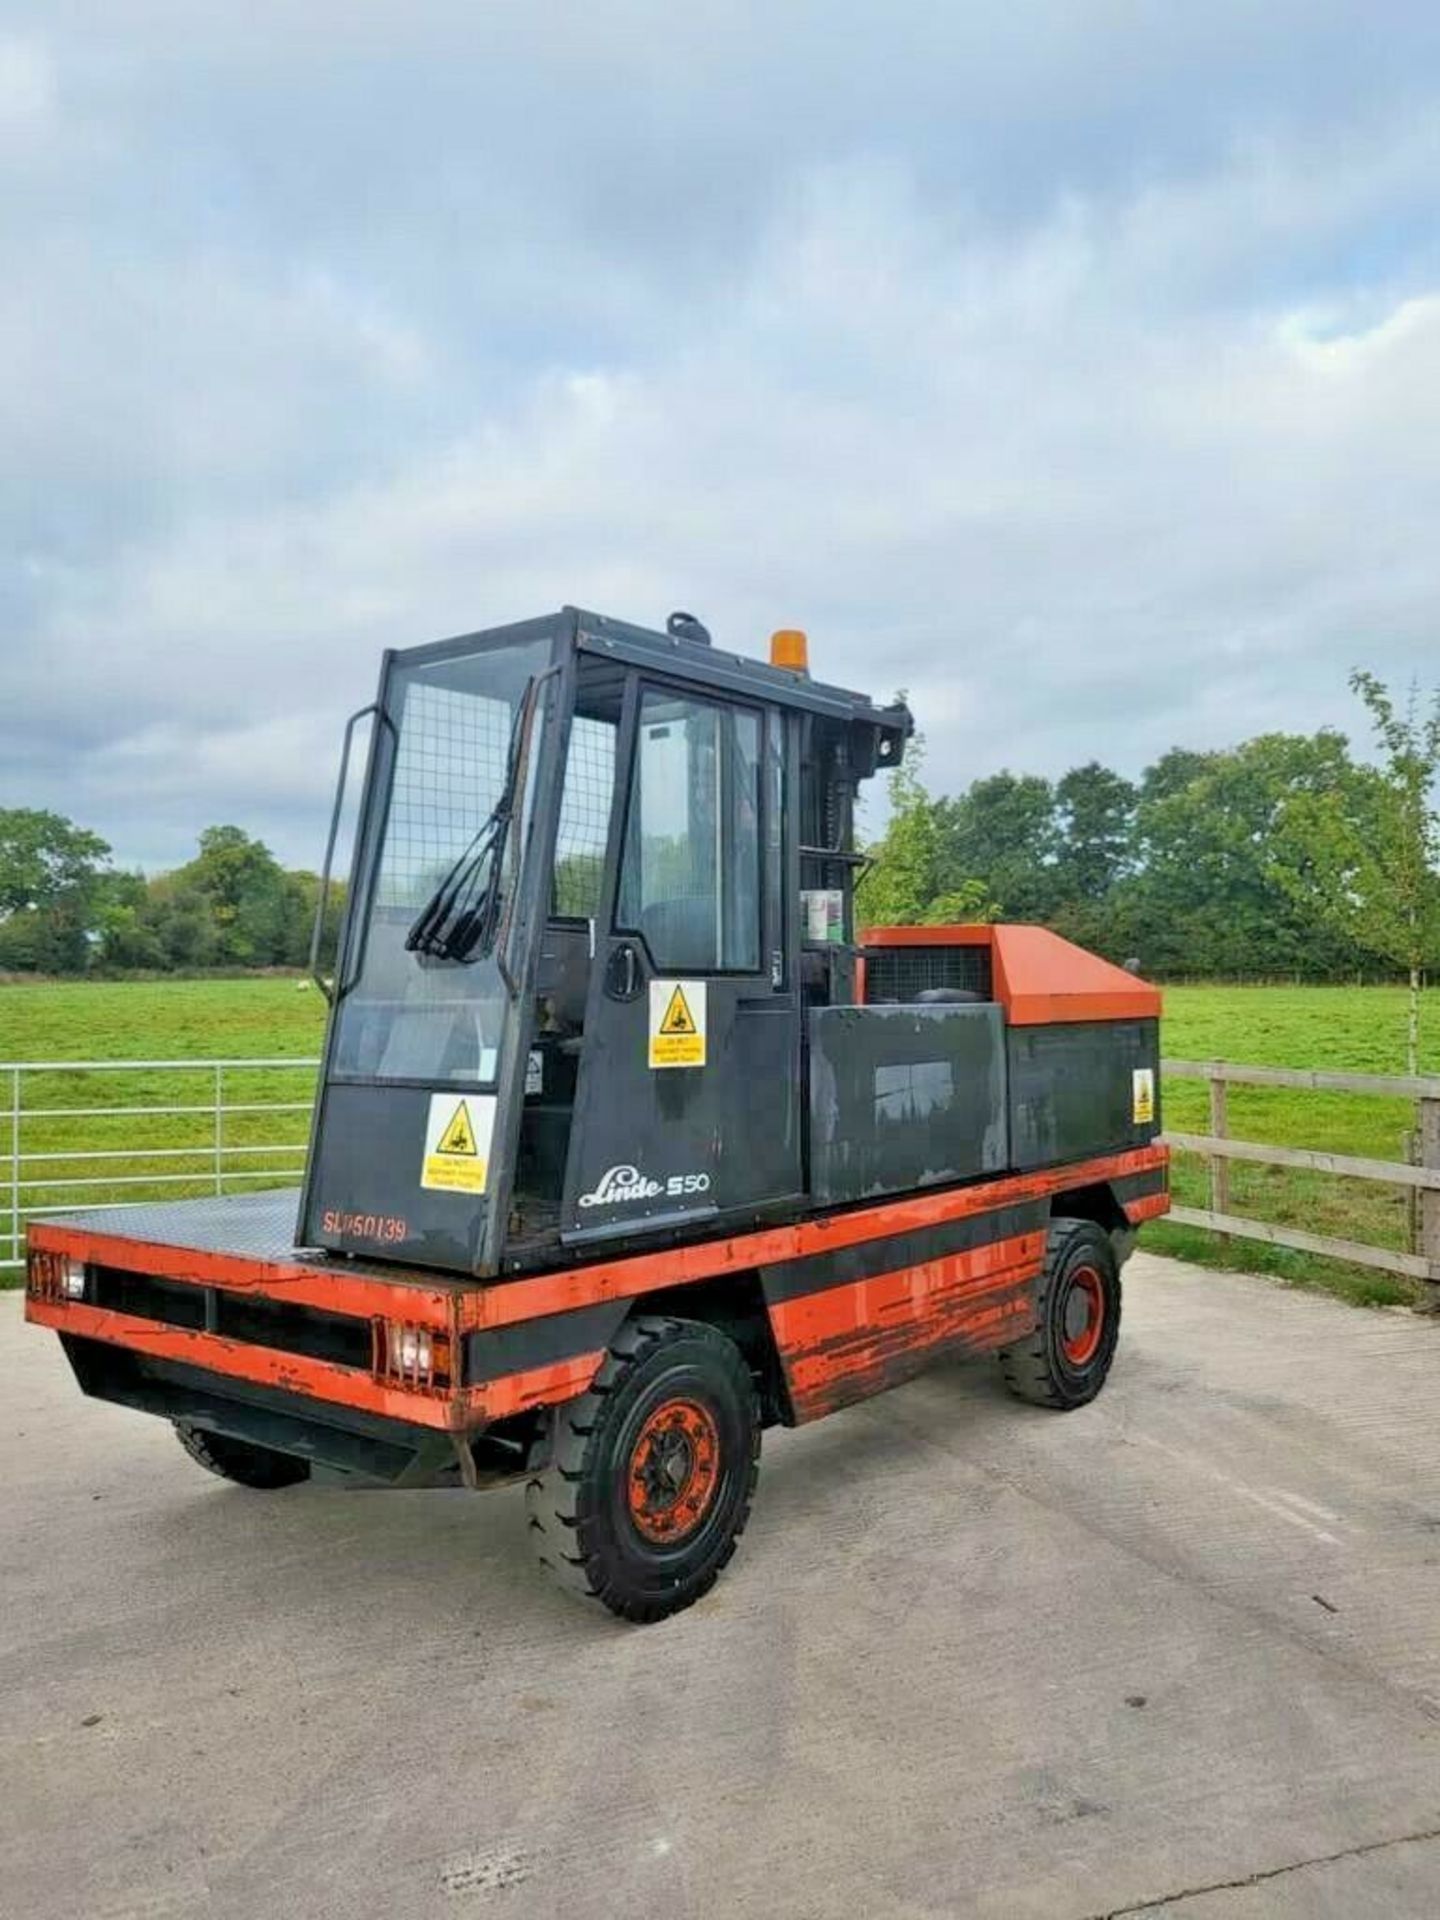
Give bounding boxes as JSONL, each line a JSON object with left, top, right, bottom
{"left": 0, "top": 980, "right": 326, "bottom": 1279}
{"left": 0, "top": 977, "right": 326, "bottom": 1061}
{"left": 1, "top": 977, "right": 1435, "bottom": 1304}
{"left": 1155, "top": 986, "right": 1437, "bottom": 1308}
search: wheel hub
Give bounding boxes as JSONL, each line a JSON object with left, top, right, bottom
{"left": 1060, "top": 1265, "right": 1105, "bottom": 1367}
{"left": 627, "top": 1397, "right": 721, "bottom": 1544}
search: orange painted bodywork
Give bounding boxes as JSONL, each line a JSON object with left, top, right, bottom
{"left": 24, "top": 1238, "right": 605, "bottom": 1433}
{"left": 472, "top": 1142, "right": 1168, "bottom": 1330}
{"left": 860, "top": 923, "right": 1162, "bottom": 1026}
{"left": 1124, "top": 1190, "right": 1170, "bottom": 1224}
{"left": 29, "top": 1225, "right": 459, "bottom": 1328}
{"left": 26, "top": 1142, "right": 1167, "bottom": 1437}
{"left": 771, "top": 1229, "right": 1047, "bottom": 1420}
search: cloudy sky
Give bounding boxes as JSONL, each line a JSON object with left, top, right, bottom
{"left": 3, "top": 2, "right": 1439, "bottom": 871}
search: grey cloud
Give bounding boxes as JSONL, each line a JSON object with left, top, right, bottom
{"left": 2, "top": 6, "right": 1439, "bottom": 868}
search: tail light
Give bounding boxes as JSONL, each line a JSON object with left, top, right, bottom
{"left": 28, "top": 1251, "right": 86, "bottom": 1302}
{"left": 374, "top": 1319, "right": 451, "bottom": 1389}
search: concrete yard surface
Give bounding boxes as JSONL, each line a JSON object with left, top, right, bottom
{"left": 1, "top": 1252, "right": 1438, "bottom": 1920}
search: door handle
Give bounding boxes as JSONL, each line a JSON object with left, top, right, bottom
{"left": 605, "top": 941, "right": 645, "bottom": 1002}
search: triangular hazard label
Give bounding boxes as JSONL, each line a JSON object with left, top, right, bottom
{"left": 435, "top": 1101, "right": 478, "bottom": 1157}
{"left": 659, "top": 985, "right": 697, "bottom": 1036}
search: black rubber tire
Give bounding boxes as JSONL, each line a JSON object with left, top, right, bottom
{"left": 999, "top": 1216, "right": 1121, "bottom": 1410}
{"left": 525, "top": 1315, "right": 760, "bottom": 1624}
{"left": 173, "top": 1423, "right": 311, "bottom": 1489}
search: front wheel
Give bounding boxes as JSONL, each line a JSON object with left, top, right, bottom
{"left": 174, "top": 1423, "right": 311, "bottom": 1489}
{"left": 526, "top": 1316, "right": 760, "bottom": 1623}
{"left": 999, "top": 1217, "right": 1121, "bottom": 1410}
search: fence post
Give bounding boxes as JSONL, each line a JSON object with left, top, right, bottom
{"left": 8, "top": 1067, "right": 18, "bottom": 1269}
{"left": 213, "top": 1063, "right": 224, "bottom": 1199}
{"left": 1406, "top": 1125, "right": 1419, "bottom": 1257}
{"left": 1209, "top": 1072, "right": 1230, "bottom": 1256}
{"left": 1418, "top": 1096, "right": 1440, "bottom": 1313}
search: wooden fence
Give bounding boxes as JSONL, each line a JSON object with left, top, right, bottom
{"left": 1163, "top": 1059, "right": 1440, "bottom": 1294}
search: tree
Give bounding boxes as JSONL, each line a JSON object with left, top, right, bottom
{"left": 0, "top": 809, "right": 112, "bottom": 972}
{"left": 1285, "top": 675, "right": 1440, "bottom": 1071}
{"left": 1112, "top": 732, "right": 1370, "bottom": 979}
{"left": 918, "top": 883, "right": 998, "bottom": 926}
{"left": 0, "top": 809, "right": 111, "bottom": 916}
{"left": 277, "top": 869, "right": 344, "bottom": 969}
{"left": 181, "top": 826, "right": 290, "bottom": 965}
{"left": 94, "top": 870, "right": 168, "bottom": 970}
{"left": 935, "top": 772, "right": 1057, "bottom": 920}
{"left": 1052, "top": 762, "right": 1136, "bottom": 901}
{"left": 861, "top": 725, "right": 999, "bottom": 927}
{"left": 860, "top": 743, "right": 946, "bottom": 927}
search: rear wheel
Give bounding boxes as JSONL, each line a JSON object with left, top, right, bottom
{"left": 173, "top": 1423, "right": 310, "bottom": 1489}
{"left": 999, "top": 1217, "right": 1121, "bottom": 1409}
{"left": 526, "top": 1316, "right": 760, "bottom": 1623}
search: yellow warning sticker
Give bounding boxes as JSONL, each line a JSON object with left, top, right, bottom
{"left": 421, "top": 1092, "right": 495, "bottom": 1194}
{"left": 649, "top": 979, "right": 707, "bottom": 1069}
{"left": 1132, "top": 1068, "right": 1155, "bottom": 1125}
{"left": 437, "top": 1103, "right": 477, "bottom": 1156}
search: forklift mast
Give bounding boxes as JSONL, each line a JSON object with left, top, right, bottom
{"left": 298, "top": 608, "right": 910, "bottom": 1278}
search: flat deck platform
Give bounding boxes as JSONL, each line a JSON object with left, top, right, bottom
{"left": 32, "top": 1188, "right": 474, "bottom": 1291}
{"left": 5, "top": 1252, "right": 1439, "bottom": 1919}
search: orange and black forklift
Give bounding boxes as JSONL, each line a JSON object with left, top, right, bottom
{"left": 26, "top": 610, "right": 1167, "bottom": 1621}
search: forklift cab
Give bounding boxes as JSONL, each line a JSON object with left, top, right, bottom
{"left": 299, "top": 609, "right": 910, "bottom": 1277}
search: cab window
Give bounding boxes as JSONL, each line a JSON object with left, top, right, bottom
{"left": 617, "top": 689, "right": 761, "bottom": 972}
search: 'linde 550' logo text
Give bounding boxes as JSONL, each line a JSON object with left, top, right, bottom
{"left": 578, "top": 1165, "right": 712, "bottom": 1209}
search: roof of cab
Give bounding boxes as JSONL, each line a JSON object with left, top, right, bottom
{"left": 570, "top": 607, "right": 913, "bottom": 738}
{"left": 389, "top": 607, "right": 912, "bottom": 744}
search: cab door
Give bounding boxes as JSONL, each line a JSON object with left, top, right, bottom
{"left": 560, "top": 676, "right": 800, "bottom": 1244}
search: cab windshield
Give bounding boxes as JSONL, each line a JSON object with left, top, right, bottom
{"left": 331, "top": 637, "right": 552, "bottom": 1085}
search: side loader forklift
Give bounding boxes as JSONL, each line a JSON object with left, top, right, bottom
{"left": 26, "top": 609, "right": 1168, "bottom": 1621}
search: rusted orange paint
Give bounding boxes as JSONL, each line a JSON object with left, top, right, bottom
{"left": 1123, "top": 1191, "right": 1171, "bottom": 1224}
{"left": 26, "top": 1222, "right": 457, "bottom": 1328}
{"left": 470, "top": 1143, "right": 1169, "bottom": 1331}
{"left": 25, "top": 1144, "right": 1167, "bottom": 1433}
{"left": 770, "top": 1231, "right": 1045, "bottom": 1421}
{"left": 490, "top": 1352, "right": 606, "bottom": 1416}
{"left": 24, "top": 1296, "right": 469, "bottom": 1427}
{"left": 24, "top": 1295, "right": 603, "bottom": 1434}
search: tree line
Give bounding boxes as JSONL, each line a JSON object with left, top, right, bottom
{"left": 0, "top": 817, "right": 337, "bottom": 975}
{"left": 3, "top": 672, "right": 1436, "bottom": 1044}
{"left": 861, "top": 672, "right": 1439, "bottom": 1040}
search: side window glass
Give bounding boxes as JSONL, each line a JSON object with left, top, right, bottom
{"left": 618, "top": 690, "right": 762, "bottom": 971}
{"left": 553, "top": 714, "right": 615, "bottom": 917}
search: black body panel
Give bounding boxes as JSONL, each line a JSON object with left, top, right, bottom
{"left": 560, "top": 978, "right": 804, "bottom": 1241}
{"left": 808, "top": 1004, "right": 1009, "bottom": 1204}
{"left": 759, "top": 1196, "right": 1045, "bottom": 1304}
{"left": 558, "top": 669, "right": 804, "bottom": 1243}
{"left": 89, "top": 1263, "right": 372, "bottom": 1369}
{"left": 1111, "top": 1164, "right": 1169, "bottom": 1213}
{"left": 1007, "top": 1018, "right": 1161, "bottom": 1171}
{"left": 464, "top": 1299, "right": 632, "bottom": 1384}
{"left": 302, "top": 1078, "right": 493, "bottom": 1270}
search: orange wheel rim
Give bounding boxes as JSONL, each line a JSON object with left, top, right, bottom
{"left": 626, "top": 1397, "right": 721, "bottom": 1545}
{"left": 1061, "top": 1266, "right": 1105, "bottom": 1367}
